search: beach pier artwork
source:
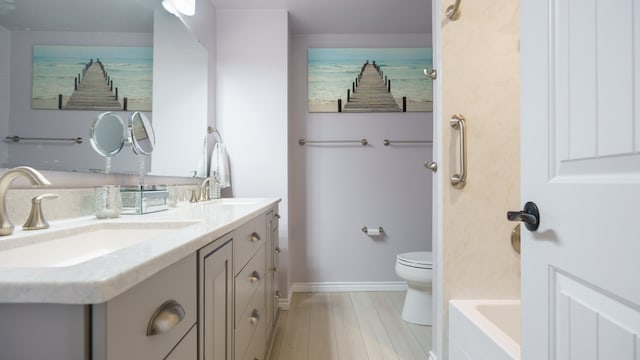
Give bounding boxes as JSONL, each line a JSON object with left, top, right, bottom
{"left": 341, "top": 60, "right": 402, "bottom": 113}
{"left": 308, "top": 48, "right": 432, "bottom": 113}
{"left": 32, "top": 45, "right": 152, "bottom": 111}
{"left": 62, "top": 58, "right": 126, "bottom": 111}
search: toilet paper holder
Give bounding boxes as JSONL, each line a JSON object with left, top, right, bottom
{"left": 362, "top": 226, "right": 384, "bottom": 235}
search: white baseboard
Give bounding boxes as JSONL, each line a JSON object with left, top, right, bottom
{"left": 278, "top": 298, "right": 290, "bottom": 310}
{"left": 291, "top": 281, "right": 407, "bottom": 293}
{"left": 277, "top": 281, "right": 408, "bottom": 309}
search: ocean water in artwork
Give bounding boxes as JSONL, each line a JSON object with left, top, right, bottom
{"left": 308, "top": 48, "right": 433, "bottom": 112}
{"left": 32, "top": 45, "right": 153, "bottom": 110}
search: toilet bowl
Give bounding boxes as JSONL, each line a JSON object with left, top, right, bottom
{"left": 395, "top": 251, "right": 433, "bottom": 325}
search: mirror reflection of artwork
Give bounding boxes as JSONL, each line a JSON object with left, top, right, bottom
{"left": 308, "top": 48, "right": 432, "bottom": 113}
{"left": 32, "top": 45, "right": 152, "bottom": 111}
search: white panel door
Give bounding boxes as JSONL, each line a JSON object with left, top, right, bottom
{"left": 520, "top": 0, "right": 640, "bottom": 359}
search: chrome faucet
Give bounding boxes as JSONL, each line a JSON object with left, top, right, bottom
{"left": 199, "top": 176, "right": 219, "bottom": 202}
{"left": 0, "top": 166, "right": 52, "bottom": 236}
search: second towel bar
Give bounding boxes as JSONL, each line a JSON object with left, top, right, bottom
{"left": 298, "top": 139, "right": 368, "bottom": 146}
{"left": 383, "top": 139, "right": 432, "bottom": 146}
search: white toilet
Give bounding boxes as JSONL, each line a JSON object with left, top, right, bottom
{"left": 395, "top": 251, "right": 433, "bottom": 325}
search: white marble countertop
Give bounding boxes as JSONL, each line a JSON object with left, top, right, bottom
{"left": 0, "top": 198, "right": 280, "bottom": 304}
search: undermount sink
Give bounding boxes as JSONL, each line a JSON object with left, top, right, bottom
{"left": 0, "top": 220, "right": 200, "bottom": 268}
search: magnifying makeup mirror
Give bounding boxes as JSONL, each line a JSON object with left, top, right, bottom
{"left": 129, "top": 111, "right": 155, "bottom": 186}
{"left": 129, "top": 111, "right": 156, "bottom": 156}
{"left": 89, "top": 112, "right": 127, "bottom": 173}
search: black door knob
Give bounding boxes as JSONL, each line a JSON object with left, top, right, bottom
{"left": 507, "top": 201, "right": 540, "bottom": 231}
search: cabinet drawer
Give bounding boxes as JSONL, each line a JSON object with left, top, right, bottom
{"left": 165, "top": 324, "right": 197, "bottom": 360}
{"left": 93, "top": 253, "right": 197, "bottom": 360}
{"left": 235, "top": 280, "right": 265, "bottom": 360}
{"left": 242, "top": 312, "right": 266, "bottom": 360}
{"left": 235, "top": 245, "right": 266, "bottom": 326}
{"left": 234, "top": 215, "right": 267, "bottom": 274}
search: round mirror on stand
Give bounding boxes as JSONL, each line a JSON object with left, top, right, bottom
{"left": 129, "top": 112, "right": 156, "bottom": 156}
{"left": 89, "top": 112, "right": 127, "bottom": 174}
{"left": 129, "top": 112, "right": 155, "bottom": 186}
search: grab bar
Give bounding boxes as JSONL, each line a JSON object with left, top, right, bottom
{"left": 446, "top": 0, "right": 462, "bottom": 20}
{"left": 5, "top": 136, "right": 83, "bottom": 144}
{"left": 298, "top": 139, "right": 368, "bottom": 146}
{"left": 450, "top": 114, "right": 466, "bottom": 188}
{"left": 383, "top": 139, "right": 432, "bottom": 146}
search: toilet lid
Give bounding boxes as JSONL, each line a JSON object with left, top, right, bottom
{"left": 397, "top": 251, "right": 432, "bottom": 268}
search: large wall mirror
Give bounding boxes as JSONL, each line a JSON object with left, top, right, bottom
{"left": 0, "top": 0, "right": 208, "bottom": 178}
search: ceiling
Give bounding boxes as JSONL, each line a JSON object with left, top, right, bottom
{"left": 0, "top": 0, "right": 158, "bottom": 32}
{"left": 211, "top": 0, "right": 432, "bottom": 34}
{"left": 0, "top": 0, "right": 431, "bottom": 34}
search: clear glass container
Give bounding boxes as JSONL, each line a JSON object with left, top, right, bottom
{"left": 94, "top": 185, "right": 122, "bottom": 219}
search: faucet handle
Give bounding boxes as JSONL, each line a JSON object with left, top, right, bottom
{"left": 23, "top": 193, "right": 59, "bottom": 230}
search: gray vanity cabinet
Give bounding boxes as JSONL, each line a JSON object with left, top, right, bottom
{"left": 0, "top": 203, "right": 280, "bottom": 360}
{"left": 166, "top": 325, "right": 198, "bottom": 359}
{"left": 199, "top": 233, "right": 233, "bottom": 360}
{"left": 92, "top": 252, "right": 198, "bottom": 360}
{"left": 233, "top": 215, "right": 268, "bottom": 360}
{"left": 265, "top": 209, "right": 280, "bottom": 344}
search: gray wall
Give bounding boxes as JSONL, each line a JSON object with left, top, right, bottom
{"left": 170, "top": 0, "right": 217, "bottom": 164}
{"left": 0, "top": 26, "right": 9, "bottom": 165}
{"left": 289, "top": 33, "right": 433, "bottom": 289}
{"left": 216, "top": 9, "right": 289, "bottom": 294}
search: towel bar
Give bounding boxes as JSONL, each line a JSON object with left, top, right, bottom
{"left": 383, "top": 139, "right": 432, "bottom": 146}
{"left": 5, "top": 136, "right": 83, "bottom": 144}
{"left": 298, "top": 139, "right": 368, "bottom": 146}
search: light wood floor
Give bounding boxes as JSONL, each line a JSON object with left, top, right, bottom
{"left": 268, "top": 291, "right": 432, "bottom": 360}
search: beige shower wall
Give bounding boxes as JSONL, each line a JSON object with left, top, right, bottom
{"left": 439, "top": 0, "right": 521, "bottom": 352}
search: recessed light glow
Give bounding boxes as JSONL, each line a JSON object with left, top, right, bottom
{"left": 161, "top": 0, "right": 178, "bottom": 16}
{"left": 162, "top": 0, "right": 195, "bottom": 17}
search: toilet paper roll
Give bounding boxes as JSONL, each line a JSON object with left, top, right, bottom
{"left": 366, "top": 228, "right": 381, "bottom": 236}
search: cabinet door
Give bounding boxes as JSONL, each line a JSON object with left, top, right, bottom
{"left": 199, "top": 235, "right": 233, "bottom": 360}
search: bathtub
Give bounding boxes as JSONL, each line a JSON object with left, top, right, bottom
{"left": 449, "top": 300, "right": 521, "bottom": 360}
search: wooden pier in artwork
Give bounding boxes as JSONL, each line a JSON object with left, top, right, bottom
{"left": 62, "top": 59, "right": 124, "bottom": 111}
{"left": 342, "top": 61, "right": 402, "bottom": 113}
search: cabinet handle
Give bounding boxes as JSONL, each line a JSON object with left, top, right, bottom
{"left": 249, "top": 271, "right": 261, "bottom": 283}
{"left": 272, "top": 266, "right": 278, "bottom": 272}
{"left": 250, "top": 232, "right": 261, "bottom": 242}
{"left": 275, "top": 213, "right": 280, "bottom": 219}
{"left": 146, "top": 299, "right": 185, "bottom": 336}
{"left": 274, "top": 247, "right": 281, "bottom": 254}
{"left": 275, "top": 290, "right": 281, "bottom": 299}
{"left": 249, "top": 309, "right": 261, "bottom": 324}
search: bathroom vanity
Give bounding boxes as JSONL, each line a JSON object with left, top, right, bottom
{"left": 0, "top": 198, "right": 280, "bottom": 360}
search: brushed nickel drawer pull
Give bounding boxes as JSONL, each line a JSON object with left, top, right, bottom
{"left": 249, "top": 309, "right": 261, "bottom": 324}
{"left": 146, "top": 299, "right": 185, "bottom": 336}
{"left": 274, "top": 247, "right": 281, "bottom": 254}
{"left": 275, "top": 213, "right": 280, "bottom": 219}
{"left": 250, "top": 232, "right": 261, "bottom": 242}
{"left": 275, "top": 290, "right": 281, "bottom": 299}
{"left": 249, "top": 271, "right": 261, "bottom": 283}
